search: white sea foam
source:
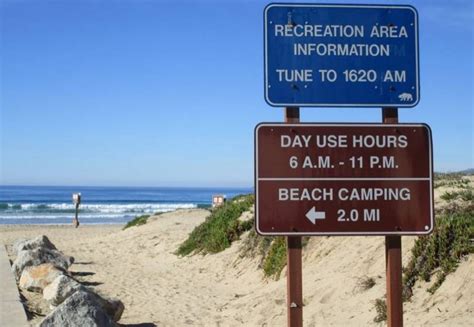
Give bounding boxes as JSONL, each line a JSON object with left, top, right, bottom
{"left": 1, "top": 203, "right": 197, "bottom": 213}
{"left": 0, "top": 214, "right": 130, "bottom": 220}
{"left": 0, "top": 202, "right": 199, "bottom": 224}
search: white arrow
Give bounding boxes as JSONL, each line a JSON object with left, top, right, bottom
{"left": 306, "top": 207, "right": 326, "bottom": 224}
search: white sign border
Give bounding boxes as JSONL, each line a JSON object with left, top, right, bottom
{"left": 254, "top": 123, "right": 434, "bottom": 236}
{"left": 264, "top": 3, "right": 420, "bottom": 108}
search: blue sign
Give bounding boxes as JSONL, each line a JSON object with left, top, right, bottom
{"left": 264, "top": 4, "right": 420, "bottom": 107}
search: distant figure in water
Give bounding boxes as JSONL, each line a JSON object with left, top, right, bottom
{"left": 72, "top": 193, "right": 81, "bottom": 228}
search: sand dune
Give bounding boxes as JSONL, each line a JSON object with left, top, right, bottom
{"left": 1, "top": 206, "right": 472, "bottom": 326}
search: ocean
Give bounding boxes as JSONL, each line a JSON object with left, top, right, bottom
{"left": 0, "top": 186, "right": 252, "bottom": 225}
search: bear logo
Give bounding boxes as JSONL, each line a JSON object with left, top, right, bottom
{"left": 398, "top": 93, "right": 413, "bottom": 102}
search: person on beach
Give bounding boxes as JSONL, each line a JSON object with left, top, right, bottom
{"left": 72, "top": 193, "right": 81, "bottom": 228}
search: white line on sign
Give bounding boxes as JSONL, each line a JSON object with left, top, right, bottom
{"left": 306, "top": 207, "right": 326, "bottom": 224}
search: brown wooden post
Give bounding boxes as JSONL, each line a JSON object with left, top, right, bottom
{"left": 383, "top": 107, "right": 403, "bottom": 327}
{"left": 285, "top": 107, "right": 300, "bottom": 124}
{"left": 285, "top": 107, "right": 303, "bottom": 327}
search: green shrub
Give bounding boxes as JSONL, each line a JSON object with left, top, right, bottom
{"left": 123, "top": 215, "right": 150, "bottom": 230}
{"left": 356, "top": 276, "right": 376, "bottom": 291}
{"left": 440, "top": 189, "right": 474, "bottom": 202}
{"left": 434, "top": 173, "right": 471, "bottom": 189}
{"left": 240, "top": 232, "right": 311, "bottom": 279}
{"left": 460, "top": 189, "right": 474, "bottom": 201}
{"left": 176, "top": 194, "right": 254, "bottom": 256}
{"left": 262, "top": 237, "right": 287, "bottom": 279}
{"left": 402, "top": 212, "right": 473, "bottom": 300}
{"left": 239, "top": 228, "right": 273, "bottom": 262}
{"left": 440, "top": 191, "right": 458, "bottom": 201}
{"left": 373, "top": 298, "right": 387, "bottom": 323}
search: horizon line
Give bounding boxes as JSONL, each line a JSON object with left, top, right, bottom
{"left": 0, "top": 184, "right": 254, "bottom": 189}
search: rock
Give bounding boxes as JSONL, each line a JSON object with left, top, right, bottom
{"left": 12, "top": 238, "right": 28, "bottom": 254}
{"left": 92, "top": 294, "right": 125, "bottom": 322}
{"left": 43, "top": 276, "right": 124, "bottom": 321}
{"left": 12, "top": 248, "right": 74, "bottom": 280}
{"left": 19, "top": 263, "right": 65, "bottom": 292}
{"left": 43, "top": 275, "right": 86, "bottom": 306}
{"left": 39, "top": 290, "right": 118, "bottom": 327}
{"left": 13, "top": 235, "right": 57, "bottom": 256}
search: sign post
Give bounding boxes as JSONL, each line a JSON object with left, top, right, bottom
{"left": 259, "top": 4, "right": 427, "bottom": 326}
{"left": 383, "top": 108, "right": 403, "bottom": 326}
{"left": 284, "top": 107, "right": 303, "bottom": 327}
{"left": 255, "top": 122, "right": 433, "bottom": 325}
{"left": 72, "top": 193, "right": 81, "bottom": 228}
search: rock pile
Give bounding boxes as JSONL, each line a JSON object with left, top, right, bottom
{"left": 19, "top": 263, "right": 64, "bottom": 292}
{"left": 11, "top": 235, "right": 124, "bottom": 327}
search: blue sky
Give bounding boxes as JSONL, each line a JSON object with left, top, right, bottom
{"left": 1, "top": 0, "right": 472, "bottom": 187}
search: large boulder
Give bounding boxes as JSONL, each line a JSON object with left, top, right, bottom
{"left": 43, "top": 275, "right": 86, "bottom": 306}
{"left": 92, "top": 293, "right": 125, "bottom": 322}
{"left": 39, "top": 290, "right": 118, "bottom": 327}
{"left": 43, "top": 276, "right": 124, "bottom": 322}
{"left": 12, "top": 248, "right": 74, "bottom": 280}
{"left": 19, "top": 263, "right": 65, "bottom": 292}
{"left": 13, "top": 235, "right": 57, "bottom": 256}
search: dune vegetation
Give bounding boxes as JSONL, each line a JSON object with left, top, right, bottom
{"left": 375, "top": 173, "right": 474, "bottom": 321}
{"left": 123, "top": 214, "right": 150, "bottom": 230}
{"left": 176, "top": 194, "right": 254, "bottom": 256}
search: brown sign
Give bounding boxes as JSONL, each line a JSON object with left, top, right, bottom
{"left": 255, "top": 123, "right": 434, "bottom": 236}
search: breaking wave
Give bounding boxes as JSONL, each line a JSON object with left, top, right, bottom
{"left": 0, "top": 202, "right": 197, "bottom": 224}
{"left": 0, "top": 202, "right": 196, "bottom": 213}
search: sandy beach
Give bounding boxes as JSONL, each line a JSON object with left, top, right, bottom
{"left": 1, "top": 205, "right": 472, "bottom": 326}
{"left": 2, "top": 1, "right": 473, "bottom": 325}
